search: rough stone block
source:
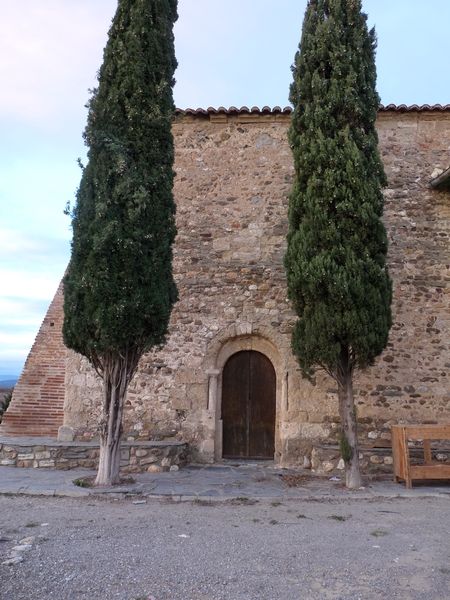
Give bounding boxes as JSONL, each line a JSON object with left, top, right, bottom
{"left": 135, "top": 449, "right": 148, "bottom": 458}
{"left": 2, "top": 450, "right": 18, "bottom": 459}
{"left": 322, "top": 461, "right": 336, "bottom": 473}
{"left": 2, "top": 446, "right": 17, "bottom": 453}
{"left": 38, "top": 460, "right": 55, "bottom": 468}
{"left": 147, "top": 465, "right": 163, "bottom": 473}
{"left": 139, "top": 455, "right": 158, "bottom": 466}
{"left": 58, "top": 426, "right": 75, "bottom": 442}
{"left": 17, "top": 453, "right": 34, "bottom": 461}
{"left": 35, "top": 451, "right": 51, "bottom": 460}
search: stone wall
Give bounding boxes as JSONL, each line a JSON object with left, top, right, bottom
{"left": 0, "top": 438, "right": 187, "bottom": 473}
{"left": 352, "top": 112, "right": 450, "bottom": 444}
{"left": 5, "top": 108, "right": 450, "bottom": 470}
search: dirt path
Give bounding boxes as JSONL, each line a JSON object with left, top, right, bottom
{"left": 1, "top": 495, "right": 449, "bottom": 600}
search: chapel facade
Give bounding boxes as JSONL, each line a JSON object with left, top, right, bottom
{"left": 2, "top": 105, "right": 449, "bottom": 468}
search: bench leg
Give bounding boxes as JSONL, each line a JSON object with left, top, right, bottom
{"left": 424, "top": 440, "right": 432, "bottom": 464}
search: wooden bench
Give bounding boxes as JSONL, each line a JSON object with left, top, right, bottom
{"left": 392, "top": 424, "right": 450, "bottom": 488}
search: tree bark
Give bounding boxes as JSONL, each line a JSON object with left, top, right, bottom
{"left": 94, "top": 355, "right": 130, "bottom": 486}
{"left": 337, "top": 354, "right": 362, "bottom": 489}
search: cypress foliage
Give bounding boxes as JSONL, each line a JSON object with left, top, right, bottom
{"left": 285, "top": 0, "right": 392, "bottom": 488}
{"left": 63, "top": 0, "right": 178, "bottom": 485}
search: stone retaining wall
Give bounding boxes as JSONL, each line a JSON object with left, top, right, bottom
{"left": 0, "top": 438, "right": 188, "bottom": 474}
{"left": 311, "top": 443, "right": 450, "bottom": 477}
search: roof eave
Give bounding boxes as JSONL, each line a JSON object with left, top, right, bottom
{"left": 175, "top": 104, "right": 450, "bottom": 118}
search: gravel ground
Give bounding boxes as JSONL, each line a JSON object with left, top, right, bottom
{"left": 0, "top": 494, "right": 449, "bottom": 600}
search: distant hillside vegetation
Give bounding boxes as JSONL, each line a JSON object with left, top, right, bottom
{"left": 0, "top": 385, "right": 14, "bottom": 422}
{"left": 0, "top": 379, "right": 18, "bottom": 388}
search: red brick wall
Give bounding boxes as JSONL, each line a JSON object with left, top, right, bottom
{"left": 0, "top": 283, "right": 66, "bottom": 437}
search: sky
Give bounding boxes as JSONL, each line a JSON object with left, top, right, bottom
{"left": 1, "top": 0, "right": 449, "bottom": 379}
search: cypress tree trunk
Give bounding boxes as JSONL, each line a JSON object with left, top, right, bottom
{"left": 336, "top": 352, "right": 362, "bottom": 489}
{"left": 95, "top": 355, "right": 132, "bottom": 486}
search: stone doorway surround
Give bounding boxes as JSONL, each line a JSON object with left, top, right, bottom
{"left": 203, "top": 323, "right": 288, "bottom": 463}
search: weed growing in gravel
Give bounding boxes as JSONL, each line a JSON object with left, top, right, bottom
{"left": 371, "top": 529, "right": 389, "bottom": 537}
{"left": 73, "top": 478, "right": 93, "bottom": 488}
{"left": 191, "top": 499, "right": 214, "bottom": 507}
{"left": 228, "top": 497, "right": 258, "bottom": 506}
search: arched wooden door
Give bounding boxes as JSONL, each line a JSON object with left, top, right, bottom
{"left": 222, "top": 350, "right": 276, "bottom": 459}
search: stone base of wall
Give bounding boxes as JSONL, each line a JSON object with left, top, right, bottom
{"left": 310, "top": 443, "right": 450, "bottom": 478}
{"left": 310, "top": 445, "right": 394, "bottom": 477}
{"left": 0, "top": 437, "right": 188, "bottom": 474}
{"left": 2, "top": 436, "right": 449, "bottom": 478}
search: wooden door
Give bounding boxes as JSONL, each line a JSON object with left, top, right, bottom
{"left": 222, "top": 351, "right": 276, "bottom": 459}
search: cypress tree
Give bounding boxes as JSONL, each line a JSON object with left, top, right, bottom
{"left": 285, "top": 0, "right": 392, "bottom": 488}
{"left": 63, "top": 0, "right": 178, "bottom": 485}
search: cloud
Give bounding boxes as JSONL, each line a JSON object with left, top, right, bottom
{"left": 0, "top": 0, "right": 114, "bottom": 126}
{"left": 0, "top": 297, "right": 46, "bottom": 372}
{"left": 0, "top": 227, "right": 66, "bottom": 370}
{"left": 0, "top": 228, "right": 70, "bottom": 265}
{"left": 0, "top": 297, "right": 50, "bottom": 327}
{"left": 0, "top": 264, "right": 64, "bottom": 302}
{"left": 0, "top": 266, "right": 62, "bottom": 302}
{"left": 0, "top": 228, "right": 57, "bottom": 256}
{"left": 0, "top": 331, "right": 38, "bottom": 357}
{"left": 0, "top": 265, "right": 63, "bottom": 372}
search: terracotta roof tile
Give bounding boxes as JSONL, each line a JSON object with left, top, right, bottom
{"left": 175, "top": 106, "right": 293, "bottom": 116}
{"left": 175, "top": 104, "right": 450, "bottom": 116}
{"left": 379, "top": 103, "right": 450, "bottom": 112}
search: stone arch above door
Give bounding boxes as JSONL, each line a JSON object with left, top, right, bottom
{"left": 205, "top": 322, "right": 285, "bottom": 373}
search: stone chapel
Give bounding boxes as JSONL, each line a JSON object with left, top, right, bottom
{"left": 1, "top": 104, "right": 449, "bottom": 472}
